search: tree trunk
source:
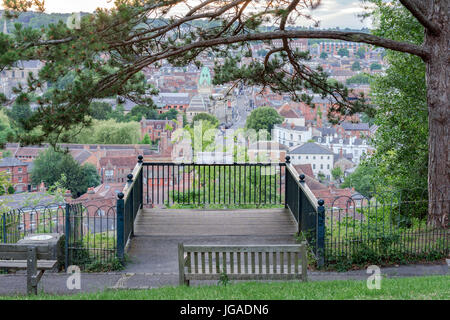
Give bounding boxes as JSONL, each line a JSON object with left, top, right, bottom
{"left": 425, "top": 0, "right": 449, "bottom": 228}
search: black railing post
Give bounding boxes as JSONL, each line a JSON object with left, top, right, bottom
{"left": 64, "top": 203, "right": 70, "bottom": 270}
{"left": 116, "top": 192, "right": 125, "bottom": 264}
{"left": 127, "top": 174, "right": 134, "bottom": 238}
{"left": 317, "top": 199, "right": 325, "bottom": 267}
{"left": 138, "top": 156, "right": 144, "bottom": 209}
{"left": 284, "top": 156, "right": 291, "bottom": 208}
{"left": 2, "top": 212, "right": 6, "bottom": 243}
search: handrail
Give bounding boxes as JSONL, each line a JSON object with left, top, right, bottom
{"left": 121, "top": 162, "right": 143, "bottom": 202}
{"left": 285, "top": 163, "right": 319, "bottom": 214}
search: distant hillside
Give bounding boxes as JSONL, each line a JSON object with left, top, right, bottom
{"left": 0, "top": 10, "right": 89, "bottom": 31}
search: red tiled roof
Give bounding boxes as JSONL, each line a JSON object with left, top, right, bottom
{"left": 99, "top": 156, "right": 137, "bottom": 167}
{"left": 293, "top": 164, "right": 314, "bottom": 178}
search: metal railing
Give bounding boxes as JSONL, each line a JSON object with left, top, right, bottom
{"left": 284, "top": 156, "right": 325, "bottom": 266}
{"left": 115, "top": 155, "right": 326, "bottom": 265}
{"left": 142, "top": 162, "right": 286, "bottom": 207}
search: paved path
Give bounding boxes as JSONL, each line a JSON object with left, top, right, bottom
{"left": 125, "top": 208, "right": 298, "bottom": 273}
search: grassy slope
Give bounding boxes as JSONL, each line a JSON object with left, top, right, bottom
{"left": 2, "top": 275, "right": 449, "bottom": 300}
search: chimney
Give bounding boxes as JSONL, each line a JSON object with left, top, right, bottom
{"left": 160, "top": 132, "right": 168, "bottom": 150}
{"left": 87, "top": 187, "right": 95, "bottom": 201}
{"left": 39, "top": 182, "right": 46, "bottom": 192}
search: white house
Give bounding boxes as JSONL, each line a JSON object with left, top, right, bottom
{"left": 288, "top": 143, "right": 334, "bottom": 179}
{"left": 273, "top": 123, "right": 314, "bottom": 148}
{"left": 315, "top": 135, "right": 372, "bottom": 165}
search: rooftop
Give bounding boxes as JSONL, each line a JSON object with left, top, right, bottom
{"left": 289, "top": 143, "right": 334, "bottom": 155}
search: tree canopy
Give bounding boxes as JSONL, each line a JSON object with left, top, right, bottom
{"left": 245, "top": 106, "right": 283, "bottom": 135}
{"left": 30, "top": 147, "right": 101, "bottom": 197}
{"left": 1, "top": 0, "right": 448, "bottom": 226}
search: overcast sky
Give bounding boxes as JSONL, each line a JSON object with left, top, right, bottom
{"left": 1, "top": 0, "right": 371, "bottom": 29}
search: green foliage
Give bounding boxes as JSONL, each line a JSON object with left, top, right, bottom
{"left": 30, "top": 148, "right": 100, "bottom": 197}
{"left": 0, "top": 110, "right": 14, "bottom": 147}
{"left": 346, "top": 73, "right": 370, "bottom": 85}
{"left": 331, "top": 167, "right": 343, "bottom": 181}
{"left": 7, "top": 185, "right": 15, "bottom": 194}
{"left": 370, "top": 63, "right": 382, "bottom": 70}
{"left": 356, "top": 47, "right": 366, "bottom": 59}
{"left": 341, "top": 163, "right": 379, "bottom": 197}
{"left": 365, "top": 1, "right": 427, "bottom": 193}
{"left": 245, "top": 107, "right": 283, "bottom": 135}
{"left": 81, "top": 163, "right": 101, "bottom": 188}
{"left": 89, "top": 102, "right": 112, "bottom": 120}
{"left": 192, "top": 113, "right": 219, "bottom": 126}
{"left": 351, "top": 61, "right": 361, "bottom": 71}
{"left": 0, "top": 171, "right": 13, "bottom": 196}
{"left": 319, "top": 52, "right": 328, "bottom": 59}
{"left": 337, "top": 48, "right": 349, "bottom": 57}
{"left": 63, "top": 119, "right": 141, "bottom": 144}
{"left": 7, "top": 94, "right": 33, "bottom": 129}
{"left": 140, "top": 134, "right": 151, "bottom": 145}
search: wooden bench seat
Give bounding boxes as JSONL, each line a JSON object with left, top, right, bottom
{"left": 0, "top": 260, "right": 58, "bottom": 270}
{"left": 178, "top": 243, "right": 308, "bottom": 286}
{"left": 0, "top": 244, "right": 59, "bottom": 295}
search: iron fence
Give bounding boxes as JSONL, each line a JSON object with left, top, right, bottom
{"left": 65, "top": 203, "right": 117, "bottom": 269}
{"left": 142, "top": 162, "right": 286, "bottom": 207}
{"left": 323, "top": 193, "right": 449, "bottom": 267}
{"left": 1, "top": 204, "right": 65, "bottom": 244}
{"left": 1, "top": 202, "right": 118, "bottom": 270}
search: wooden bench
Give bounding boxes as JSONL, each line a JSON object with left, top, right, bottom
{"left": 178, "top": 243, "right": 307, "bottom": 286}
{"left": 0, "top": 244, "right": 58, "bottom": 295}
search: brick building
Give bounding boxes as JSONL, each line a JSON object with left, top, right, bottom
{"left": 0, "top": 157, "right": 31, "bottom": 192}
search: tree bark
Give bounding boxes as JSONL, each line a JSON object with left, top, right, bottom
{"left": 425, "top": 0, "right": 449, "bottom": 228}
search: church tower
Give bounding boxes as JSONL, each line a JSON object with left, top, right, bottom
{"left": 197, "top": 66, "right": 213, "bottom": 95}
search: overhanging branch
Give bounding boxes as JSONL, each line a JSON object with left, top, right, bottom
{"left": 399, "top": 0, "right": 440, "bottom": 35}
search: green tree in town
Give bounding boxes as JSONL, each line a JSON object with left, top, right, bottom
{"left": 245, "top": 107, "right": 283, "bottom": 136}
{"left": 140, "top": 134, "right": 152, "bottom": 145}
{"left": 89, "top": 101, "right": 113, "bottom": 120}
{"left": 370, "top": 63, "right": 382, "bottom": 70}
{"left": 346, "top": 73, "right": 370, "bottom": 85}
{"left": 351, "top": 61, "right": 361, "bottom": 71}
{"left": 192, "top": 113, "right": 219, "bottom": 126}
{"left": 356, "top": 47, "right": 366, "bottom": 59}
{"left": 7, "top": 94, "right": 33, "bottom": 129}
{"left": 0, "top": 110, "right": 14, "bottom": 147}
{"left": 319, "top": 52, "right": 328, "bottom": 59}
{"left": 331, "top": 167, "right": 344, "bottom": 182}
{"left": 30, "top": 148, "right": 100, "bottom": 197}
{"left": 341, "top": 164, "right": 379, "bottom": 198}
{"left": 337, "top": 48, "right": 349, "bottom": 57}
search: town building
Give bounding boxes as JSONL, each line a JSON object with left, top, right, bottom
{"left": 273, "top": 123, "right": 314, "bottom": 147}
{"left": 288, "top": 143, "right": 334, "bottom": 179}
{"left": 0, "top": 157, "right": 32, "bottom": 193}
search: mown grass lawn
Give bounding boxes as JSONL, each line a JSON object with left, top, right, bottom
{"left": 2, "top": 275, "right": 449, "bottom": 300}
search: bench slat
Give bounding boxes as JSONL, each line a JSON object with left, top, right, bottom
{"left": 0, "top": 260, "right": 57, "bottom": 270}
{"left": 186, "top": 273, "right": 304, "bottom": 281}
{"left": 179, "top": 243, "right": 308, "bottom": 285}
{"left": 183, "top": 245, "right": 303, "bottom": 253}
